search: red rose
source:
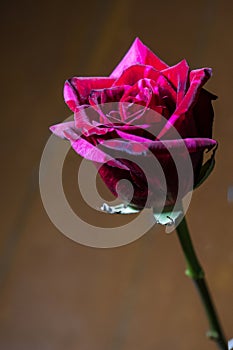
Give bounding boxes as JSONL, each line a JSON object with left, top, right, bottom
{"left": 51, "top": 38, "right": 217, "bottom": 210}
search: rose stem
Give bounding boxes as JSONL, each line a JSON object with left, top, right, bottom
{"left": 176, "top": 215, "right": 228, "bottom": 350}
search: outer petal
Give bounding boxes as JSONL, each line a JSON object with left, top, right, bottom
{"left": 68, "top": 136, "right": 129, "bottom": 170}
{"left": 50, "top": 121, "right": 114, "bottom": 163}
{"left": 157, "top": 68, "right": 212, "bottom": 139}
{"left": 73, "top": 107, "right": 113, "bottom": 137}
{"left": 97, "top": 162, "right": 147, "bottom": 206}
{"left": 64, "top": 77, "right": 115, "bottom": 112}
{"left": 97, "top": 137, "right": 217, "bottom": 209}
{"left": 110, "top": 38, "right": 168, "bottom": 79}
{"left": 50, "top": 121, "right": 77, "bottom": 139}
{"left": 192, "top": 88, "right": 217, "bottom": 138}
{"left": 100, "top": 137, "right": 217, "bottom": 156}
{"left": 115, "top": 129, "right": 152, "bottom": 142}
{"left": 162, "top": 60, "right": 189, "bottom": 104}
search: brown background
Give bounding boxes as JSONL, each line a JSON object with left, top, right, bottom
{"left": 0, "top": 0, "right": 233, "bottom": 349}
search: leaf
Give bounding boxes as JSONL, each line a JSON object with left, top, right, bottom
{"left": 100, "top": 203, "right": 140, "bottom": 214}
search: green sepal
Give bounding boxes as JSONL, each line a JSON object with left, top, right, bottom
{"left": 194, "top": 145, "right": 217, "bottom": 189}
{"left": 153, "top": 208, "right": 183, "bottom": 226}
{"left": 206, "top": 330, "right": 219, "bottom": 340}
{"left": 101, "top": 203, "right": 140, "bottom": 214}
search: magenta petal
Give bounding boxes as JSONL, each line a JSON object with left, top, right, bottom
{"left": 74, "top": 108, "right": 103, "bottom": 134}
{"left": 89, "top": 85, "right": 131, "bottom": 104}
{"left": 110, "top": 123, "right": 160, "bottom": 141}
{"left": 100, "top": 137, "right": 217, "bottom": 156}
{"left": 64, "top": 77, "right": 115, "bottom": 112}
{"left": 97, "top": 137, "right": 216, "bottom": 209}
{"left": 97, "top": 162, "right": 147, "bottom": 206}
{"left": 148, "top": 138, "right": 217, "bottom": 154}
{"left": 158, "top": 68, "right": 212, "bottom": 138}
{"left": 74, "top": 106, "right": 116, "bottom": 137}
{"left": 113, "top": 64, "right": 160, "bottom": 87}
{"left": 113, "top": 65, "right": 176, "bottom": 108}
{"left": 162, "top": 60, "right": 189, "bottom": 104}
{"left": 63, "top": 81, "right": 79, "bottom": 112}
{"left": 100, "top": 139, "right": 148, "bottom": 155}
{"left": 71, "top": 138, "right": 128, "bottom": 170}
{"left": 110, "top": 38, "right": 168, "bottom": 79}
{"left": 50, "top": 121, "right": 77, "bottom": 139}
{"left": 115, "top": 129, "right": 152, "bottom": 143}
{"left": 113, "top": 124, "right": 152, "bottom": 131}
{"left": 175, "top": 68, "right": 212, "bottom": 116}
{"left": 120, "top": 77, "right": 176, "bottom": 117}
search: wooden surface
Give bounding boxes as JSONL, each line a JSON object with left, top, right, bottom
{"left": 0, "top": 0, "right": 233, "bottom": 349}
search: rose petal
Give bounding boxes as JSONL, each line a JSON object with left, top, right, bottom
{"left": 157, "top": 68, "right": 212, "bottom": 138}
{"left": 110, "top": 37, "right": 168, "bottom": 79}
{"left": 120, "top": 78, "right": 174, "bottom": 119}
{"left": 148, "top": 138, "right": 217, "bottom": 154}
{"left": 71, "top": 137, "right": 128, "bottom": 170}
{"left": 74, "top": 106, "right": 115, "bottom": 137}
{"left": 113, "top": 66, "right": 176, "bottom": 112}
{"left": 50, "top": 121, "right": 123, "bottom": 165}
{"left": 100, "top": 137, "right": 217, "bottom": 156}
{"left": 113, "top": 64, "right": 161, "bottom": 86}
{"left": 89, "top": 85, "right": 131, "bottom": 105}
{"left": 192, "top": 88, "right": 217, "bottom": 138}
{"left": 162, "top": 59, "right": 189, "bottom": 104}
{"left": 64, "top": 77, "right": 115, "bottom": 112}
{"left": 50, "top": 121, "right": 77, "bottom": 139}
{"left": 121, "top": 78, "right": 156, "bottom": 106}
{"left": 97, "top": 162, "right": 146, "bottom": 205}
{"left": 116, "top": 129, "right": 152, "bottom": 143}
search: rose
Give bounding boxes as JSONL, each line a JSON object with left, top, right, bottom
{"left": 50, "top": 37, "right": 217, "bottom": 211}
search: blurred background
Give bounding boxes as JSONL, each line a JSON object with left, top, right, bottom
{"left": 0, "top": 0, "right": 232, "bottom": 349}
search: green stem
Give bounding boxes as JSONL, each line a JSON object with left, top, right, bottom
{"left": 176, "top": 215, "right": 228, "bottom": 350}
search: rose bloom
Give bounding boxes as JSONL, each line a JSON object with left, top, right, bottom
{"left": 51, "top": 38, "right": 217, "bottom": 210}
